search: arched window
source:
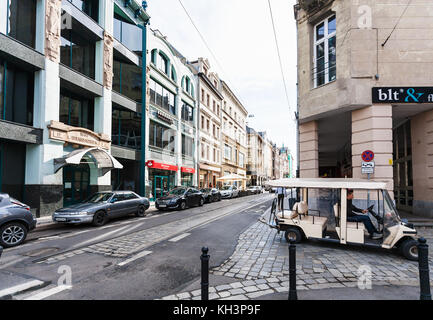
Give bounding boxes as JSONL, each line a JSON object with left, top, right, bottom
{"left": 151, "top": 49, "right": 157, "bottom": 65}
{"left": 171, "top": 66, "right": 177, "bottom": 82}
{"left": 158, "top": 52, "right": 169, "bottom": 75}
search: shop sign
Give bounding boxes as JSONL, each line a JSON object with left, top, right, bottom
{"left": 373, "top": 87, "right": 433, "bottom": 104}
{"left": 181, "top": 167, "right": 195, "bottom": 174}
{"left": 157, "top": 111, "right": 173, "bottom": 125}
{"left": 48, "top": 121, "right": 111, "bottom": 150}
{"left": 146, "top": 160, "right": 178, "bottom": 172}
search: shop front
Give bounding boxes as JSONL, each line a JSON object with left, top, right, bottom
{"left": 181, "top": 167, "right": 195, "bottom": 187}
{"left": 146, "top": 160, "right": 178, "bottom": 201}
{"left": 199, "top": 164, "right": 221, "bottom": 189}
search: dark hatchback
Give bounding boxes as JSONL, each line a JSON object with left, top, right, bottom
{"left": 155, "top": 187, "right": 205, "bottom": 211}
{"left": 200, "top": 188, "right": 222, "bottom": 203}
{"left": 0, "top": 193, "right": 37, "bottom": 248}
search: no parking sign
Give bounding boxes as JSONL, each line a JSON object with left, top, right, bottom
{"left": 362, "top": 150, "right": 375, "bottom": 162}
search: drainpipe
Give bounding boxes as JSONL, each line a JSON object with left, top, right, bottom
{"left": 139, "top": 21, "right": 149, "bottom": 197}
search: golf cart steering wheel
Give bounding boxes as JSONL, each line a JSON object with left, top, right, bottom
{"left": 367, "top": 205, "right": 374, "bottom": 212}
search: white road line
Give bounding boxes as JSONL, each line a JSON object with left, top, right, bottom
{"left": 168, "top": 233, "right": 191, "bottom": 242}
{"left": 117, "top": 250, "right": 152, "bottom": 267}
{"left": 0, "top": 280, "right": 45, "bottom": 299}
{"left": 70, "top": 225, "right": 132, "bottom": 249}
{"left": 24, "top": 285, "right": 72, "bottom": 300}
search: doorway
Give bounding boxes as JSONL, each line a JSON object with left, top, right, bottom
{"left": 393, "top": 120, "right": 413, "bottom": 212}
{"left": 153, "top": 175, "right": 169, "bottom": 201}
{"left": 63, "top": 163, "right": 91, "bottom": 207}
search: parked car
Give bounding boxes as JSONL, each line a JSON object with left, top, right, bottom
{"left": 220, "top": 185, "right": 240, "bottom": 199}
{"left": 200, "top": 188, "right": 222, "bottom": 203}
{"left": 0, "top": 193, "right": 36, "bottom": 248}
{"left": 52, "top": 191, "right": 150, "bottom": 227}
{"left": 246, "top": 186, "right": 263, "bottom": 194}
{"left": 156, "top": 187, "right": 205, "bottom": 211}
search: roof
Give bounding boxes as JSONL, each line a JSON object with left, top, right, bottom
{"left": 266, "top": 178, "right": 390, "bottom": 190}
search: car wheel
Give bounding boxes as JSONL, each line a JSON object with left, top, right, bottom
{"left": 400, "top": 238, "right": 418, "bottom": 261}
{"left": 135, "top": 205, "right": 147, "bottom": 217}
{"left": 92, "top": 211, "right": 107, "bottom": 227}
{"left": 179, "top": 201, "right": 187, "bottom": 210}
{"left": 199, "top": 198, "right": 204, "bottom": 207}
{"left": 284, "top": 228, "right": 303, "bottom": 244}
{"left": 0, "top": 222, "right": 28, "bottom": 248}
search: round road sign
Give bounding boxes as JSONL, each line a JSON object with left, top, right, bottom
{"left": 362, "top": 150, "right": 375, "bottom": 162}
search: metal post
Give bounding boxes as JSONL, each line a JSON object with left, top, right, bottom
{"left": 139, "top": 21, "right": 148, "bottom": 197}
{"left": 288, "top": 240, "right": 298, "bottom": 300}
{"left": 201, "top": 247, "right": 209, "bottom": 300}
{"left": 418, "top": 238, "right": 432, "bottom": 300}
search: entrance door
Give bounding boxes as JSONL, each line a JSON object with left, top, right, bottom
{"left": 63, "top": 164, "right": 91, "bottom": 207}
{"left": 393, "top": 121, "right": 413, "bottom": 212}
{"left": 153, "top": 176, "right": 169, "bottom": 201}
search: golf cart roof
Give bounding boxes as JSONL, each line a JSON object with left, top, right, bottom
{"left": 266, "top": 178, "right": 389, "bottom": 190}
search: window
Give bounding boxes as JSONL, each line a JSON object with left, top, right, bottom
{"left": 239, "top": 153, "right": 245, "bottom": 168}
{"left": 60, "top": 30, "right": 96, "bottom": 79}
{"left": 213, "top": 124, "right": 216, "bottom": 137}
{"left": 113, "top": 14, "right": 142, "bottom": 52}
{"left": 0, "top": 59, "right": 34, "bottom": 126}
{"left": 158, "top": 53, "right": 169, "bottom": 75}
{"left": 314, "top": 15, "right": 336, "bottom": 87}
{"left": 201, "top": 144, "right": 205, "bottom": 158}
{"left": 181, "top": 102, "right": 194, "bottom": 124}
{"left": 113, "top": 60, "right": 142, "bottom": 102}
{"left": 67, "top": 0, "right": 99, "bottom": 22}
{"left": 213, "top": 100, "right": 216, "bottom": 113}
{"left": 217, "top": 105, "right": 220, "bottom": 116}
{"left": 206, "top": 94, "right": 210, "bottom": 107}
{"left": 201, "top": 89, "right": 205, "bottom": 103}
{"left": 201, "top": 115, "right": 205, "bottom": 129}
{"left": 60, "top": 91, "right": 94, "bottom": 131}
{"left": 213, "top": 148, "right": 216, "bottom": 162}
{"left": 112, "top": 107, "right": 141, "bottom": 150}
{"left": 224, "top": 144, "right": 232, "bottom": 160}
{"left": 206, "top": 146, "right": 210, "bottom": 160}
{"left": 149, "top": 120, "right": 175, "bottom": 152}
{"left": 206, "top": 119, "right": 210, "bottom": 132}
{"left": 0, "top": 0, "right": 36, "bottom": 49}
{"left": 149, "top": 79, "right": 176, "bottom": 115}
{"left": 171, "top": 66, "right": 177, "bottom": 82}
{"left": 182, "top": 134, "right": 194, "bottom": 158}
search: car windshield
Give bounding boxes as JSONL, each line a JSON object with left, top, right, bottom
{"left": 200, "top": 189, "right": 211, "bottom": 193}
{"left": 221, "top": 186, "right": 232, "bottom": 190}
{"left": 85, "top": 193, "right": 113, "bottom": 203}
{"left": 169, "top": 188, "right": 187, "bottom": 195}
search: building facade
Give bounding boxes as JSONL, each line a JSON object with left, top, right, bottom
{"left": 295, "top": 0, "right": 433, "bottom": 217}
{"left": 220, "top": 81, "right": 248, "bottom": 188}
{"left": 246, "top": 126, "right": 266, "bottom": 186}
{"left": 190, "top": 58, "right": 223, "bottom": 189}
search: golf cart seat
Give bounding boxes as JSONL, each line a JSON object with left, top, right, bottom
{"left": 333, "top": 203, "right": 365, "bottom": 230}
{"left": 302, "top": 216, "right": 328, "bottom": 230}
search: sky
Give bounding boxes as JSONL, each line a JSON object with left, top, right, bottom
{"left": 147, "top": 0, "right": 298, "bottom": 164}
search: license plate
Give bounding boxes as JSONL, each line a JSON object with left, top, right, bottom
{"left": 159, "top": 204, "right": 167, "bottom": 208}
{"left": 56, "top": 218, "right": 67, "bottom": 222}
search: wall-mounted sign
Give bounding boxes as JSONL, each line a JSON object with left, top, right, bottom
{"left": 156, "top": 111, "right": 173, "bottom": 125}
{"left": 362, "top": 161, "right": 375, "bottom": 174}
{"left": 48, "top": 121, "right": 111, "bottom": 150}
{"left": 181, "top": 167, "right": 195, "bottom": 174}
{"left": 146, "top": 160, "right": 178, "bottom": 172}
{"left": 373, "top": 87, "right": 433, "bottom": 104}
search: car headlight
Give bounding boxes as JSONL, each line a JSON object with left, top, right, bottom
{"left": 68, "top": 211, "right": 89, "bottom": 216}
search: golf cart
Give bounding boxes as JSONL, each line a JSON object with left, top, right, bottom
{"left": 262, "top": 178, "right": 419, "bottom": 261}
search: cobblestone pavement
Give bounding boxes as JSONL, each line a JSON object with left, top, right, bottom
{"left": 161, "top": 221, "right": 433, "bottom": 300}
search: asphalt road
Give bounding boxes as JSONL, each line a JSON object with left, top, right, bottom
{"left": 0, "top": 193, "right": 274, "bottom": 300}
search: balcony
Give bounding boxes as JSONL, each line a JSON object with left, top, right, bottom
{"left": 297, "top": 0, "right": 334, "bottom": 13}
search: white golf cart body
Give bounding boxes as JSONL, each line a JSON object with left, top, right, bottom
{"left": 265, "top": 179, "right": 418, "bottom": 259}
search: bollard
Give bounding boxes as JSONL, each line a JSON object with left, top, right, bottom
{"left": 201, "top": 247, "right": 210, "bottom": 300}
{"left": 417, "top": 238, "right": 432, "bottom": 300}
{"left": 288, "top": 240, "right": 298, "bottom": 300}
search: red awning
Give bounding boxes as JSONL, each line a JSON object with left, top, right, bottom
{"left": 146, "top": 160, "right": 178, "bottom": 172}
{"left": 181, "top": 167, "right": 196, "bottom": 174}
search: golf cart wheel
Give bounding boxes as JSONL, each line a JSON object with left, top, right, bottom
{"left": 92, "top": 211, "right": 107, "bottom": 227}
{"left": 0, "top": 222, "right": 28, "bottom": 248}
{"left": 284, "top": 228, "right": 302, "bottom": 244}
{"left": 400, "top": 238, "right": 418, "bottom": 261}
{"left": 135, "top": 205, "right": 147, "bottom": 217}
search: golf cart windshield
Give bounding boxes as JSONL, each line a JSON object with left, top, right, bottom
{"left": 383, "top": 189, "right": 400, "bottom": 228}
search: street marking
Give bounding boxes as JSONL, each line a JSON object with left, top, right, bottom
{"left": 168, "top": 233, "right": 191, "bottom": 242}
{"left": 71, "top": 225, "right": 132, "bottom": 249}
{"left": 117, "top": 250, "right": 152, "bottom": 267}
{"left": 0, "top": 280, "right": 45, "bottom": 299}
{"left": 24, "top": 285, "right": 72, "bottom": 300}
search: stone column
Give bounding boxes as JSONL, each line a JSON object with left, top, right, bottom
{"left": 412, "top": 109, "right": 433, "bottom": 218}
{"left": 24, "top": 0, "right": 64, "bottom": 217}
{"left": 352, "top": 105, "right": 394, "bottom": 192}
{"left": 299, "top": 121, "right": 319, "bottom": 178}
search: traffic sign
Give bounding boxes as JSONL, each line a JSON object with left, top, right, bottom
{"left": 362, "top": 161, "right": 375, "bottom": 174}
{"left": 362, "top": 150, "right": 375, "bottom": 162}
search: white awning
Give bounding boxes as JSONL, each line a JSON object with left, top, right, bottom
{"left": 54, "top": 147, "right": 123, "bottom": 175}
{"left": 265, "top": 178, "right": 389, "bottom": 190}
{"left": 217, "top": 173, "right": 248, "bottom": 181}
